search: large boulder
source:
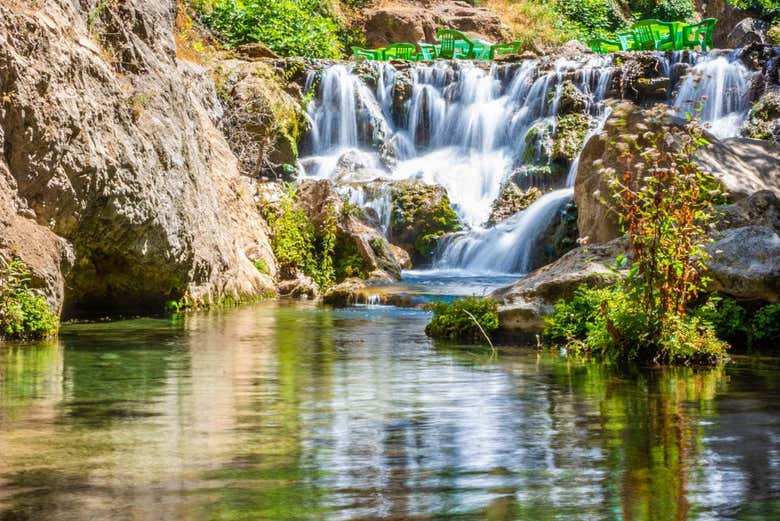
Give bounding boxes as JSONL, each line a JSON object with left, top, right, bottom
{"left": 576, "top": 103, "right": 780, "bottom": 245}
{"left": 706, "top": 191, "right": 780, "bottom": 302}
{"left": 726, "top": 18, "right": 770, "bottom": 48}
{"left": 389, "top": 180, "right": 461, "bottom": 265}
{"left": 363, "top": 1, "right": 511, "bottom": 48}
{"left": 492, "top": 239, "right": 627, "bottom": 334}
{"left": 693, "top": 0, "right": 759, "bottom": 47}
{"left": 0, "top": 1, "right": 276, "bottom": 316}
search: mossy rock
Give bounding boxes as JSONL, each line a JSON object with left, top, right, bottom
{"left": 389, "top": 181, "right": 461, "bottom": 265}
{"left": 487, "top": 184, "right": 542, "bottom": 225}
{"left": 552, "top": 113, "right": 590, "bottom": 164}
{"left": 745, "top": 90, "right": 780, "bottom": 144}
{"left": 557, "top": 81, "right": 587, "bottom": 115}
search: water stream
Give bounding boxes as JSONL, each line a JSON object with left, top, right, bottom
{"left": 1, "top": 303, "right": 779, "bottom": 520}
{"left": 300, "top": 51, "right": 753, "bottom": 282}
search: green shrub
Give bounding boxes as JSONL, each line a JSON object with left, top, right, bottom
{"left": 253, "top": 258, "right": 270, "bottom": 275}
{"left": 0, "top": 260, "right": 58, "bottom": 340}
{"left": 199, "top": 0, "right": 342, "bottom": 58}
{"left": 555, "top": 0, "right": 625, "bottom": 39}
{"left": 425, "top": 297, "right": 499, "bottom": 342}
{"left": 544, "top": 285, "right": 728, "bottom": 365}
{"left": 264, "top": 184, "right": 338, "bottom": 289}
{"left": 693, "top": 295, "right": 750, "bottom": 346}
{"left": 751, "top": 303, "right": 780, "bottom": 346}
{"left": 630, "top": 0, "right": 696, "bottom": 22}
{"left": 727, "top": 0, "right": 780, "bottom": 18}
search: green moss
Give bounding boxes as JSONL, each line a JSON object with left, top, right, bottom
{"left": 390, "top": 182, "right": 461, "bottom": 261}
{"left": 0, "top": 260, "right": 58, "bottom": 340}
{"left": 425, "top": 297, "right": 500, "bottom": 342}
{"left": 253, "top": 258, "right": 270, "bottom": 275}
{"left": 552, "top": 113, "right": 590, "bottom": 163}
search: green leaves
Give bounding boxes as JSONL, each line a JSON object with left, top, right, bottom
{"left": 200, "top": 0, "right": 343, "bottom": 58}
{"left": 0, "top": 260, "right": 58, "bottom": 340}
{"left": 425, "top": 297, "right": 499, "bottom": 342}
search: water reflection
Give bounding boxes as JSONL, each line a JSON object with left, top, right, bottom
{"left": 0, "top": 302, "right": 779, "bottom": 520}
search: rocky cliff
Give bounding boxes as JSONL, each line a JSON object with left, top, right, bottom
{"left": 0, "top": 0, "right": 276, "bottom": 317}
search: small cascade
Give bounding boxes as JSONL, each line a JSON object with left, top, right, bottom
{"left": 673, "top": 51, "right": 753, "bottom": 139}
{"left": 299, "top": 49, "right": 755, "bottom": 278}
{"left": 434, "top": 189, "right": 574, "bottom": 274}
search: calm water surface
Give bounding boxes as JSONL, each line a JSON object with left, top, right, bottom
{"left": 1, "top": 302, "right": 779, "bottom": 520}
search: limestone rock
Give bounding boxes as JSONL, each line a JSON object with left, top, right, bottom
{"left": 491, "top": 239, "right": 627, "bottom": 333}
{"left": 235, "top": 42, "right": 279, "bottom": 59}
{"left": 297, "top": 179, "right": 403, "bottom": 281}
{"left": 0, "top": 0, "right": 277, "bottom": 316}
{"left": 277, "top": 272, "right": 319, "bottom": 299}
{"left": 697, "top": 137, "right": 780, "bottom": 198}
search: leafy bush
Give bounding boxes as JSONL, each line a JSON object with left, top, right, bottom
{"left": 629, "top": 0, "right": 696, "bottom": 22}
{"left": 555, "top": 0, "right": 625, "bottom": 39}
{"left": 199, "top": 0, "right": 342, "bottom": 58}
{"left": 425, "top": 297, "right": 500, "bottom": 342}
{"left": 264, "top": 184, "right": 338, "bottom": 289}
{"left": 545, "top": 285, "right": 728, "bottom": 365}
{"left": 727, "top": 0, "right": 780, "bottom": 18}
{"left": 751, "top": 303, "right": 780, "bottom": 346}
{"left": 694, "top": 296, "right": 780, "bottom": 349}
{"left": 0, "top": 260, "right": 58, "bottom": 340}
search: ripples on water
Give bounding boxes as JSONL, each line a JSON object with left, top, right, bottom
{"left": 1, "top": 302, "right": 780, "bottom": 520}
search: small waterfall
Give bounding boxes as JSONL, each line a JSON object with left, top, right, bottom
{"left": 299, "top": 50, "right": 755, "bottom": 277}
{"left": 673, "top": 51, "right": 752, "bottom": 139}
{"left": 434, "top": 189, "right": 574, "bottom": 274}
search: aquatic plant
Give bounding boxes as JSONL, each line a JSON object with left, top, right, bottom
{"left": 425, "top": 297, "right": 499, "bottom": 343}
{"left": 0, "top": 260, "right": 58, "bottom": 340}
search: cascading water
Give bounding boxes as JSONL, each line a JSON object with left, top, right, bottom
{"left": 300, "top": 50, "right": 754, "bottom": 279}
{"left": 673, "top": 51, "right": 753, "bottom": 139}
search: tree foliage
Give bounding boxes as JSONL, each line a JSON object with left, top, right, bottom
{"left": 0, "top": 260, "right": 58, "bottom": 340}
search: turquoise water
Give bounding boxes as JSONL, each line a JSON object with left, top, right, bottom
{"left": 1, "top": 302, "right": 779, "bottom": 520}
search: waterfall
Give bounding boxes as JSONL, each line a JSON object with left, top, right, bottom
{"left": 673, "top": 51, "right": 753, "bottom": 139}
{"left": 300, "top": 50, "right": 753, "bottom": 276}
{"left": 434, "top": 189, "right": 574, "bottom": 274}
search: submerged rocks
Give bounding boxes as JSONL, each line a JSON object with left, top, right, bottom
{"left": 389, "top": 181, "right": 461, "bottom": 265}
{"left": 0, "top": 0, "right": 277, "bottom": 316}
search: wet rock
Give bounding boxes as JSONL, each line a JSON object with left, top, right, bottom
{"left": 0, "top": 0, "right": 277, "bottom": 316}
{"left": 278, "top": 271, "right": 319, "bottom": 299}
{"left": 392, "top": 72, "right": 414, "bottom": 129}
{"left": 487, "top": 185, "right": 542, "bottom": 226}
{"left": 726, "top": 18, "right": 770, "bottom": 48}
{"left": 744, "top": 89, "right": 780, "bottom": 145}
{"left": 552, "top": 113, "right": 591, "bottom": 164}
{"left": 610, "top": 52, "right": 668, "bottom": 103}
{"left": 532, "top": 200, "right": 579, "bottom": 269}
{"left": 389, "top": 180, "right": 462, "bottom": 265}
{"left": 492, "top": 239, "right": 628, "bottom": 334}
{"left": 211, "top": 59, "right": 306, "bottom": 180}
{"left": 322, "top": 278, "right": 370, "bottom": 307}
{"left": 557, "top": 81, "right": 587, "bottom": 115}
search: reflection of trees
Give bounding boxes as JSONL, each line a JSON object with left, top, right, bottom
{"left": 544, "top": 362, "right": 727, "bottom": 521}
{"left": 0, "top": 340, "right": 62, "bottom": 423}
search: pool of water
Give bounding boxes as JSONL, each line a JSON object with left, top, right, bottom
{"left": 1, "top": 302, "right": 779, "bottom": 520}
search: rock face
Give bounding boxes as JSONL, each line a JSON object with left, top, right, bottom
{"left": 694, "top": 0, "right": 759, "bottom": 46}
{"left": 363, "top": 0, "right": 511, "bottom": 48}
{"left": 726, "top": 18, "right": 770, "bottom": 48}
{"left": 492, "top": 240, "right": 627, "bottom": 334}
{"left": 210, "top": 59, "right": 306, "bottom": 180}
{"left": 0, "top": 1, "right": 276, "bottom": 316}
{"left": 697, "top": 137, "right": 780, "bottom": 198}
{"left": 487, "top": 185, "right": 541, "bottom": 226}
